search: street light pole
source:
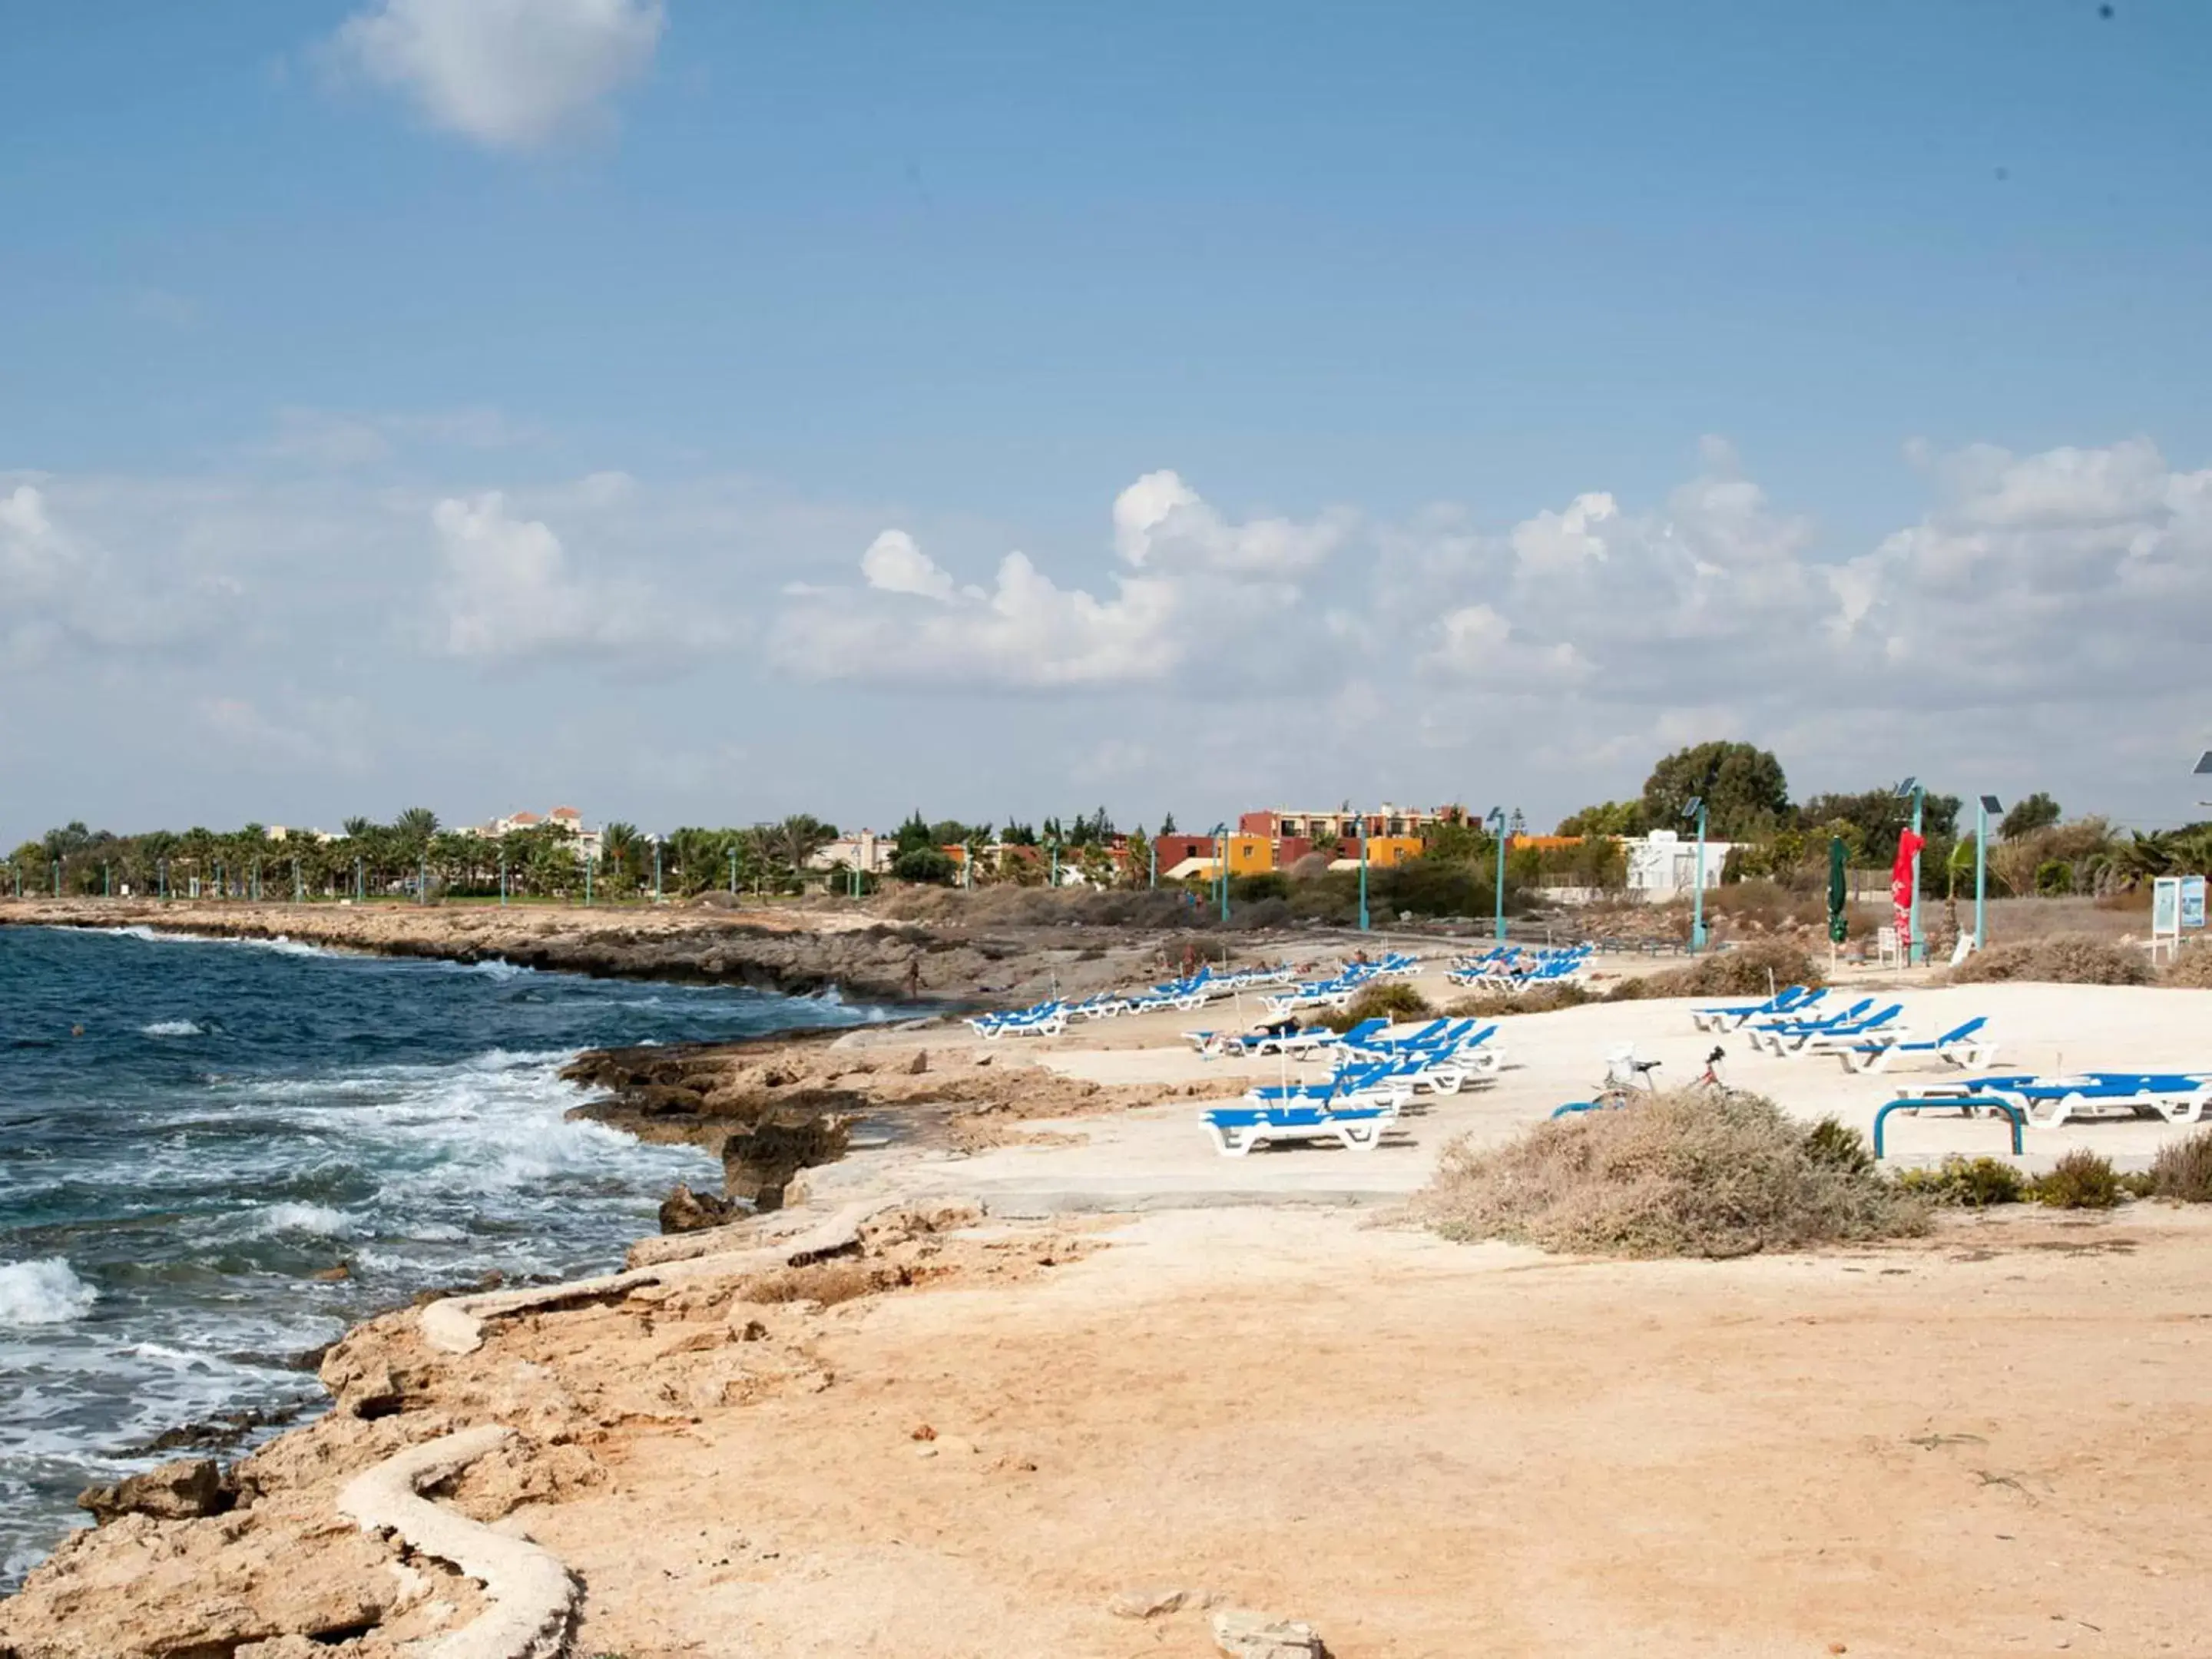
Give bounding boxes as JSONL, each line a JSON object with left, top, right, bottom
{"left": 1975, "top": 794, "right": 2002, "bottom": 953}
{"left": 1485, "top": 807, "right": 1507, "bottom": 941}
{"left": 1685, "top": 797, "right": 1709, "bottom": 952}
{"left": 654, "top": 839, "right": 663, "bottom": 903}
{"left": 1357, "top": 811, "right": 1370, "bottom": 932}
{"left": 500, "top": 849, "right": 508, "bottom": 906}
{"left": 1209, "top": 823, "right": 1229, "bottom": 922}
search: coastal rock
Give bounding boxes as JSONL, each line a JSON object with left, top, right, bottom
{"left": 660, "top": 1182, "right": 737, "bottom": 1234}
{"left": 722, "top": 1114, "right": 852, "bottom": 1212}
{"left": 1212, "top": 1608, "right": 1330, "bottom": 1658}
{"left": 78, "top": 1457, "right": 236, "bottom": 1524}
{"left": 906, "top": 1048, "right": 930, "bottom": 1075}
{"left": 1108, "top": 1585, "right": 1188, "bottom": 1619}
{"left": 318, "top": 1344, "right": 408, "bottom": 1420}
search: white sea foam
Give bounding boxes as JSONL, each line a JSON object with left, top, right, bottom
{"left": 247, "top": 1203, "right": 351, "bottom": 1238}
{"left": 460, "top": 959, "right": 528, "bottom": 981}
{"left": 141, "top": 1019, "right": 204, "bottom": 1038}
{"left": 0, "top": 1259, "right": 98, "bottom": 1326}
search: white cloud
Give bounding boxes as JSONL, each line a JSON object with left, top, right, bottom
{"left": 426, "top": 490, "right": 717, "bottom": 663}
{"left": 859, "top": 530, "right": 959, "bottom": 601}
{"left": 775, "top": 472, "right": 1345, "bottom": 690}
{"left": 333, "top": 0, "right": 664, "bottom": 151}
{"left": 1113, "top": 469, "right": 1351, "bottom": 575}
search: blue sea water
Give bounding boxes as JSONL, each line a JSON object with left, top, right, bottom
{"left": 0, "top": 923, "right": 869, "bottom": 1587}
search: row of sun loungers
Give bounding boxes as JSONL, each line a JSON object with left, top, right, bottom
{"left": 1902, "top": 1071, "right": 2212, "bottom": 1128}
{"left": 965, "top": 961, "right": 1307, "bottom": 1037}
{"left": 1202, "top": 1017, "right": 1503, "bottom": 1155}
{"left": 1445, "top": 943, "right": 1591, "bottom": 990}
{"left": 1691, "top": 988, "right": 2001, "bottom": 1074}
{"left": 1254, "top": 953, "right": 1421, "bottom": 1018}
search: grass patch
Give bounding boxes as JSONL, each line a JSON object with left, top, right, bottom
{"left": 1415, "top": 1089, "right": 1927, "bottom": 1258}
{"left": 1442, "top": 982, "right": 1596, "bottom": 1017}
{"left": 2029, "top": 1150, "right": 2123, "bottom": 1209}
{"left": 1320, "top": 982, "right": 1435, "bottom": 1031}
{"left": 2150, "top": 1127, "right": 2212, "bottom": 1201}
{"left": 1604, "top": 939, "right": 1824, "bottom": 1003}
{"left": 1942, "top": 933, "right": 2151, "bottom": 987}
{"left": 1893, "top": 1155, "right": 2025, "bottom": 1207}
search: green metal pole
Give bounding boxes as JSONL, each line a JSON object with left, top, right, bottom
{"left": 1148, "top": 838, "right": 1156, "bottom": 889}
{"left": 500, "top": 849, "right": 508, "bottom": 906}
{"left": 729, "top": 847, "right": 737, "bottom": 896}
{"left": 293, "top": 856, "right": 301, "bottom": 902}
{"left": 654, "top": 842, "right": 663, "bottom": 902}
{"left": 586, "top": 856, "right": 594, "bottom": 906}
{"left": 103, "top": 863, "right": 111, "bottom": 898}
{"left": 1358, "top": 814, "right": 1369, "bottom": 932}
{"left": 1690, "top": 803, "right": 1708, "bottom": 953}
{"left": 355, "top": 857, "right": 363, "bottom": 902}
{"left": 419, "top": 856, "right": 427, "bottom": 904}
{"left": 1487, "top": 810, "right": 1506, "bottom": 941}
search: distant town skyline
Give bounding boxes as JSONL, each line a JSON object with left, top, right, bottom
{"left": 6, "top": 2, "right": 2210, "bottom": 844}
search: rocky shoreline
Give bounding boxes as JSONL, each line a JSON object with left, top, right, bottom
{"left": 0, "top": 894, "right": 1210, "bottom": 1007}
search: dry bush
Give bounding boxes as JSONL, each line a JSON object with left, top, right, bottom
{"left": 737, "top": 1259, "right": 912, "bottom": 1306}
{"left": 1322, "top": 982, "right": 1435, "bottom": 1031}
{"left": 1941, "top": 933, "right": 2151, "bottom": 987}
{"left": 1414, "top": 1089, "right": 1926, "bottom": 1258}
{"left": 2150, "top": 1128, "right": 2212, "bottom": 1202}
{"left": 1604, "top": 939, "right": 1823, "bottom": 1002}
{"left": 2162, "top": 945, "right": 2212, "bottom": 989}
{"left": 1444, "top": 982, "right": 1596, "bottom": 1017}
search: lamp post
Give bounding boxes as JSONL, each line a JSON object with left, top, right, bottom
{"left": 729, "top": 846, "right": 738, "bottom": 896}
{"left": 1684, "top": 796, "right": 1709, "bottom": 953}
{"left": 1484, "top": 808, "right": 1507, "bottom": 941}
{"left": 418, "top": 854, "right": 428, "bottom": 905}
{"left": 354, "top": 856, "right": 363, "bottom": 903}
{"left": 653, "top": 839, "right": 663, "bottom": 903}
{"left": 1898, "top": 777, "right": 1926, "bottom": 965}
{"left": 1048, "top": 838, "right": 1061, "bottom": 889}
{"left": 1357, "top": 810, "right": 1370, "bottom": 933}
{"left": 103, "top": 863, "right": 111, "bottom": 899}
{"left": 1975, "top": 794, "right": 2002, "bottom": 953}
{"left": 1147, "top": 836, "right": 1157, "bottom": 889}
{"left": 293, "top": 856, "right": 302, "bottom": 902}
{"left": 585, "top": 855, "right": 595, "bottom": 906}
{"left": 499, "top": 849, "right": 508, "bottom": 906}
{"left": 159, "top": 858, "right": 167, "bottom": 900}
{"left": 1209, "top": 823, "right": 1229, "bottom": 922}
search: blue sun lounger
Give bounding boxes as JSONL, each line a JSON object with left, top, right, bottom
{"left": 1837, "top": 1016, "right": 1998, "bottom": 1075}
{"left": 1204, "top": 1104, "right": 1393, "bottom": 1156}
{"left": 1690, "top": 985, "right": 1820, "bottom": 1032}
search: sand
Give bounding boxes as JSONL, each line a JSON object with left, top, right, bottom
{"left": 8, "top": 946, "right": 2212, "bottom": 1659}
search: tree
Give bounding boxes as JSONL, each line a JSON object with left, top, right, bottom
{"left": 892, "top": 846, "right": 954, "bottom": 884}
{"left": 1639, "top": 743, "right": 1790, "bottom": 841}
{"left": 1555, "top": 800, "right": 1642, "bottom": 837}
{"left": 1800, "top": 786, "right": 1959, "bottom": 867}
{"left": 1999, "top": 793, "right": 2061, "bottom": 841}
{"left": 893, "top": 812, "right": 936, "bottom": 859}
{"left": 1159, "top": 812, "right": 1178, "bottom": 836}
{"left": 394, "top": 806, "right": 439, "bottom": 847}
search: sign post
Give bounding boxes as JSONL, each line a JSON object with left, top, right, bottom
{"left": 2151, "top": 876, "right": 2183, "bottom": 965}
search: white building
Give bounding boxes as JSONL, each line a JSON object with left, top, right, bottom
{"left": 1623, "top": 830, "right": 1734, "bottom": 900}
{"left": 808, "top": 830, "right": 897, "bottom": 875}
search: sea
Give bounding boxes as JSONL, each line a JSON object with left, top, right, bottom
{"left": 0, "top": 922, "right": 873, "bottom": 1589}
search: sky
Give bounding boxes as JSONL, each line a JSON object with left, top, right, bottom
{"left": 5, "top": 0, "right": 2210, "bottom": 844}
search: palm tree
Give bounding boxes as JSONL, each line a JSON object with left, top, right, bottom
{"left": 394, "top": 807, "right": 439, "bottom": 846}
{"left": 342, "top": 816, "right": 375, "bottom": 840}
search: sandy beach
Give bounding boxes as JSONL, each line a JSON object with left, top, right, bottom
{"left": 5, "top": 932, "right": 2211, "bottom": 1658}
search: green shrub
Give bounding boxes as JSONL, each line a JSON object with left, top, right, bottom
{"left": 2029, "top": 1150, "right": 2122, "bottom": 1209}
{"left": 1802, "top": 1117, "right": 1873, "bottom": 1177}
{"left": 891, "top": 847, "right": 954, "bottom": 884}
{"left": 1322, "top": 982, "right": 1435, "bottom": 1031}
{"left": 1416, "top": 1089, "right": 1927, "bottom": 1258}
{"left": 1893, "top": 1155, "right": 2024, "bottom": 1207}
{"left": 2034, "top": 860, "right": 2075, "bottom": 896}
{"left": 2120, "top": 1170, "right": 2159, "bottom": 1200}
{"left": 2150, "top": 1128, "right": 2212, "bottom": 1202}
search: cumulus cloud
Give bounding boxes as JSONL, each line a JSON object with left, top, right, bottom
{"left": 774, "top": 472, "right": 1346, "bottom": 689}
{"left": 426, "top": 490, "right": 717, "bottom": 664}
{"left": 1113, "top": 469, "right": 1352, "bottom": 574}
{"left": 332, "top": 0, "right": 664, "bottom": 151}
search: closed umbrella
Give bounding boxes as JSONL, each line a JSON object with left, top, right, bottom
{"left": 1827, "top": 836, "right": 1849, "bottom": 949}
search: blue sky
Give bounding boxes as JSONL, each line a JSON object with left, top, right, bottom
{"left": 5, "top": 1, "right": 2209, "bottom": 844}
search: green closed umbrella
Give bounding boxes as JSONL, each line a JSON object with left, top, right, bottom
{"left": 1827, "top": 836, "right": 1849, "bottom": 945}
